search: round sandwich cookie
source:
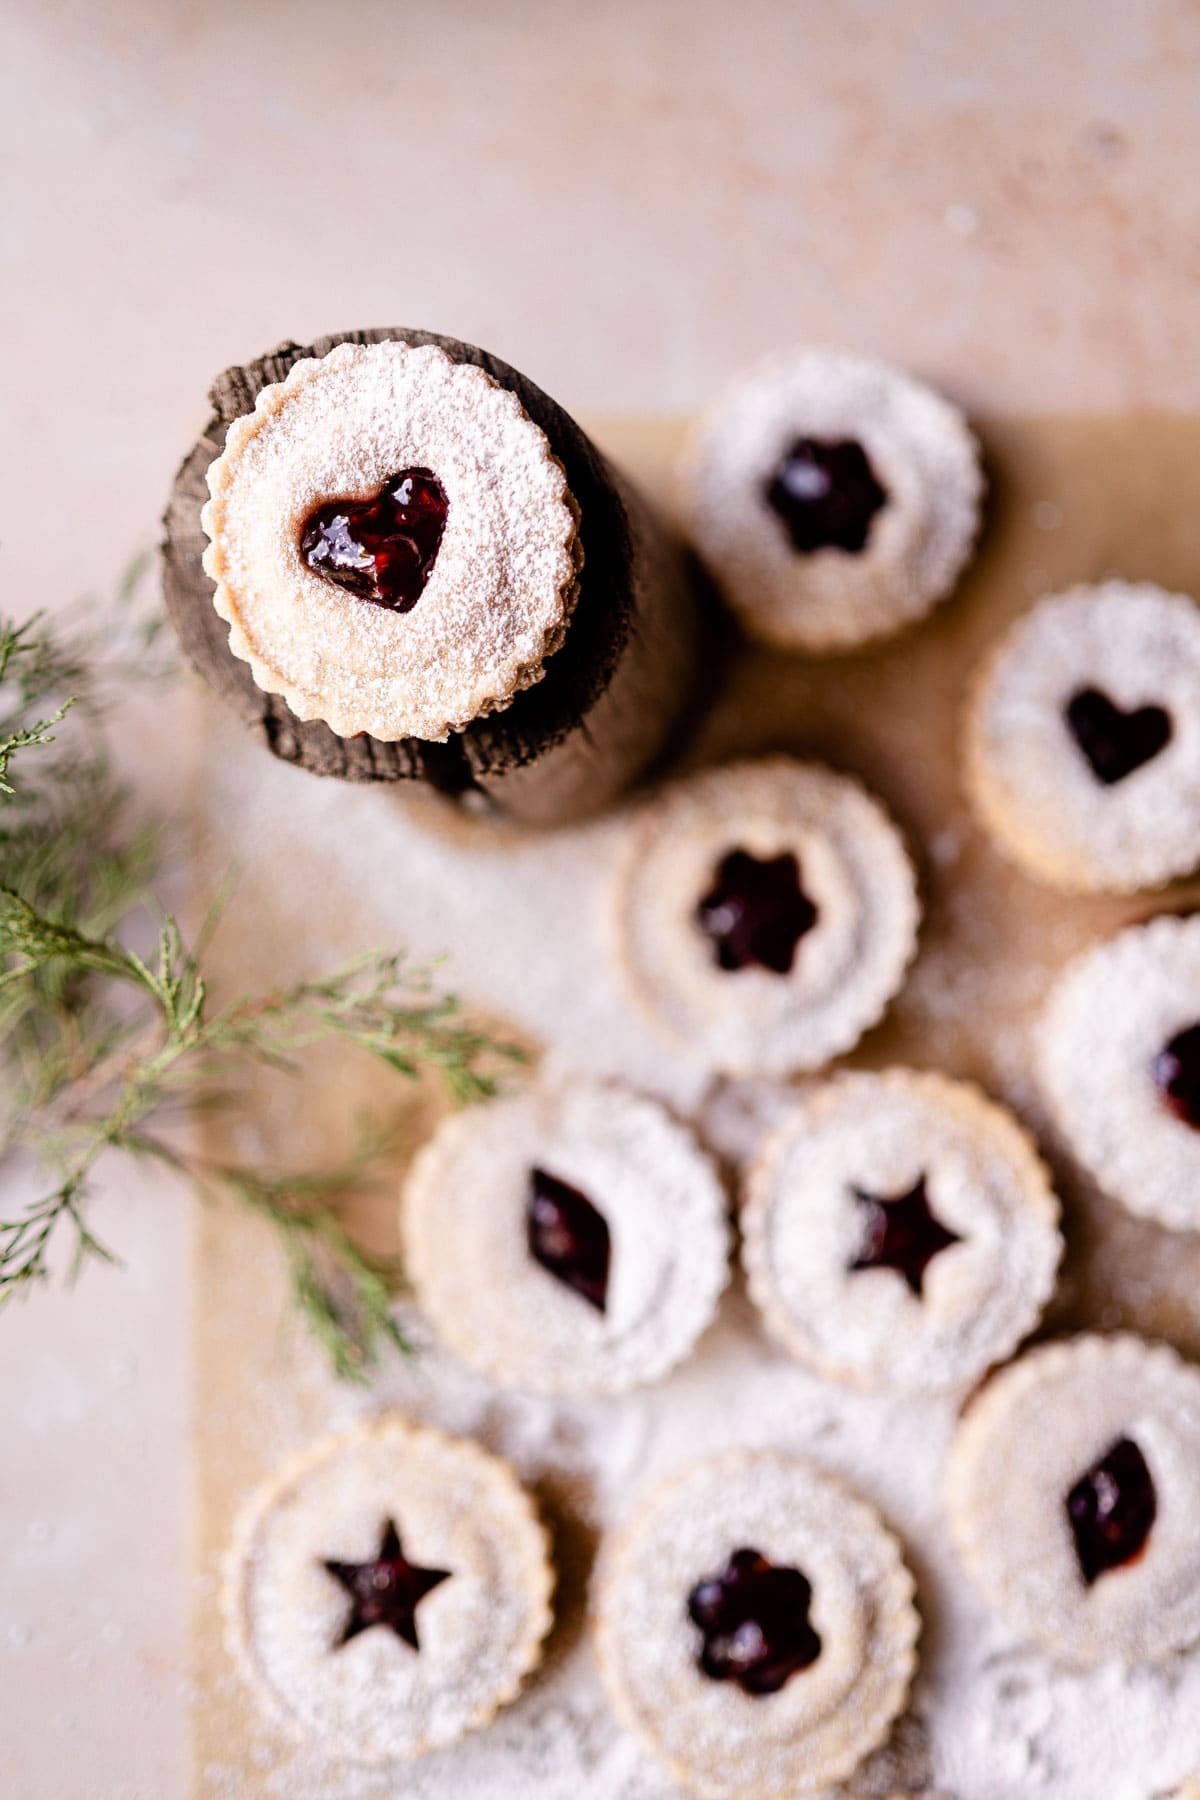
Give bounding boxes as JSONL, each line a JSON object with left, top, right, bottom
{"left": 224, "top": 1415, "right": 553, "bottom": 1762}
{"left": 965, "top": 582, "right": 1200, "bottom": 893}
{"left": 594, "top": 1450, "right": 919, "bottom": 1799}
{"left": 1038, "top": 913, "right": 1200, "bottom": 1232}
{"left": 403, "top": 1078, "right": 730, "bottom": 1398}
{"left": 201, "top": 338, "right": 581, "bottom": 745}
{"left": 741, "top": 1069, "right": 1062, "bottom": 1393}
{"left": 676, "top": 347, "right": 983, "bottom": 653}
{"left": 948, "top": 1334, "right": 1200, "bottom": 1666}
{"left": 612, "top": 758, "right": 920, "bottom": 1077}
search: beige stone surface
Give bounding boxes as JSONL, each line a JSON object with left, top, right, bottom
{"left": 4, "top": 4, "right": 1200, "bottom": 1797}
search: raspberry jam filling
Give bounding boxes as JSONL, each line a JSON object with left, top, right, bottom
{"left": 1065, "top": 1437, "right": 1157, "bottom": 1586}
{"left": 763, "top": 437, "right": 888, "bottom": 555}
{"left": 696, "top": 849, "right": 818, "bottom": 975}
{"left": 527, "top": 1167, "right": 611, "bottom": 1312}
{"left": 849, "top": 1175, "right": 962, "bottom": 1298}
{"left": 300, "top": 469, "right": 448, "bottom": 612}
{"left": 688, "top": 1548, "right": 822, "bottom": 1696}
{"left": 1064, "top": 688, "right": 1172, "bottom": 786}
{"left": 1153, "top": 1024, "right": 1200, "bottom": 1129}
{"left": 323, "top": 1517, "right": 451, "bottom": 1650}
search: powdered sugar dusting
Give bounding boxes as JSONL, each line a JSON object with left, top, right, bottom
{"left": 1038, "top": 913, "right": 1200, "bottom": 1231}
{"left": 594, "top": 1453, "right": 918, "bottom": 1798}
{"left": 966, "top": 583, "right": 1200, "bottom": 892}
{"left": 949, "top": 1335, "right": 1200, "bottom": 1666}
{"left": 201, "top": 341, "right": 581, "bottom": 741}
{"left": 403, "top": 1079, "right": 730, "bottom": 1397}
{"left": 192, "top": 417, "right": 1200, "bottom": 1800}
{"left": 227, "top": 1417, "right": 553, "bottom": 1763}
{"left": 614, "top": 759, "right": 920, "bottom": 1076}
{"left": 676, "top": 348, "right": 982, "bottom": 652}
{"left": 741, "top": 1069, "right": 1062, "bottom": 1392}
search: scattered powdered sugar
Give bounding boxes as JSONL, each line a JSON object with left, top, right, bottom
{"left": 675, "top": 348, "right": 982, "bottom": 652}
{"left": 402, "top": 1078, "right": 731, "bottom": 1397}
{"left": 201, "top": 1269, "right": 1200, "bottom": 1800}
{"left": 201, "top": 341, "right": 580, "bottom": 742}
{"left": 191, "top": 707, "right": 1200, "bottom": 1800}
{"left": 190, "top": 711, "right": 1200, "bottom": 1800}
{"left": 191, "top": 398, "right": 1200, "bottom": 1800}
{"left": 966, "top": 583, "right": 1200, "bottom": 892}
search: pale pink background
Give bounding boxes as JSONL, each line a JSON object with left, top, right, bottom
{"left": 4, "top": 3, "right": 1200, "bottom": 1795}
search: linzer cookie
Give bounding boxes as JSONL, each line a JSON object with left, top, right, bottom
{"left": 612, "top": 758, "right": 919, "bottom": 1076}
{"left": 593, "top": 1451, "right": 919, "bottom": 1799}
{"left": 948, "top": 1335, "right": 1200, "bottom": 1666}
{"left": 202, "top": 342, "right": 580, "bottom": 744}
{"left": 965, "top": 582, "right": 1200, "bottom": 892}
{"left": 1038, "top": 914, "right": 1200, "bottom": 1231}
{"left": 224, "top": 1415, "right": 553, "bottom": 1762}
{"left": 164, "top": 329, "right": 701, "bottom": 825}
{"left": 741, "top": 1069, "right": 1061, "bottom": 1393}
{"left": 676, "top": 348, "right": 982, "bottom": 652}
{"left": 402, "top": 1078, "right": 730, "bottom": 1397}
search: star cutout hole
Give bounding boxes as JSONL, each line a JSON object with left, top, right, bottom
{"left": 322, "top": 1517, "right": 451, "bottom": 1651}
{"left": 695, "top": 848, "right": 818, "bottom": 975}
{"left": 849, "top": 1174, "right": 962, "bottom": 1297}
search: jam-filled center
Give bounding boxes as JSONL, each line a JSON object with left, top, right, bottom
{"left": 763, "top": 436, "right": 889, "bottom": 555}
{"left": 1153, "top": 1024, "right": 1200, "bottom": 1130}
{"left": 300, "top": 468, "right": 448, "bottom": 613}
{"left": 688, "top": 1547, "right": 822, "bottom": 1696}
{"left": 849, "top": 1174, "right": 962, "bottom": 1298}
{"left": 1064, "top": 687, "right": 1172, "bottom": 786}
{"left": 696, "top": 848, "right": 818, "bottom": 975}
{"left": 322, "top": 1517, "right": 451, "bottom": 1650}
{"left": 526, "top": 1167, "right": 611, "bottom": 1312}
{"left": 1065, "top": 1436, "right": 1157, "bottom": 1586}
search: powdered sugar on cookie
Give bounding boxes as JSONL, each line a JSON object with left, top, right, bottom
{"left": 402, "top": 1079, "right": 730, "bottom": 1397}
{"left": 676, "top": 348, "right": 982, "bottom": 653}
{"left": 741, "top": 1069, "right": 1061, "bottom": 1393}
{"left": 202, "top": 341, "right": 581, "bottom": 742}
{"left": 612, "top": 758, "right": 920, "bottom": 1076}
{"left": 594, "top": 1451, "right": 919, "bottom": 1799}
{"left": 966, "top": 582, "right": 1200, "bottom": 892}
{"left": 225, "top": 1416, "right": 553, "bottom": 1763}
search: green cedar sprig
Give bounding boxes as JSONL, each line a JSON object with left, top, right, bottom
{"left": 0, "top": 601, "right": 516, "bottom": 1378}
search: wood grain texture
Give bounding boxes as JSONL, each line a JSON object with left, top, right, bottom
{"left": 161, "top": 327, "right": 637, "bottom": 793}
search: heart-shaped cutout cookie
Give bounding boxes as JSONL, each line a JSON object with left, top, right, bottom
{"left": 300, "top": 468, "right": 448, "bottom": 613}
{"left": 1065, "top": 686, "right": 1172, "bottom": 785}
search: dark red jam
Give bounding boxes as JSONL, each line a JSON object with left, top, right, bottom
{"left": 323, "top": 1518, "right": 451, "bottom": 1649}
{"left": 526, "top": 1167, "right": 611, "bottom": 1312}
{"left": 1065, "top": 1437, "right": 1157, "bottom": 1586}
{"left": 849, "top": 1175, "right": 962, "bottom": 1298}
{"left": 696, "top": 849, "right": 818, "bottom": 975}
{"left": 1152, "top": 1024, "right": 1200, "bottom": 1129}
{"left": 688, "top": 1548, "right": 822, "bottom": 1696}
{"left": 763, "top": 437, "right": 888, "bottom": 554}
{"left": 1064, "top": 688, "right": 1171, "bottom": 786}
{"left": 300, "top": 468, "right": 448, "bottom": 612}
